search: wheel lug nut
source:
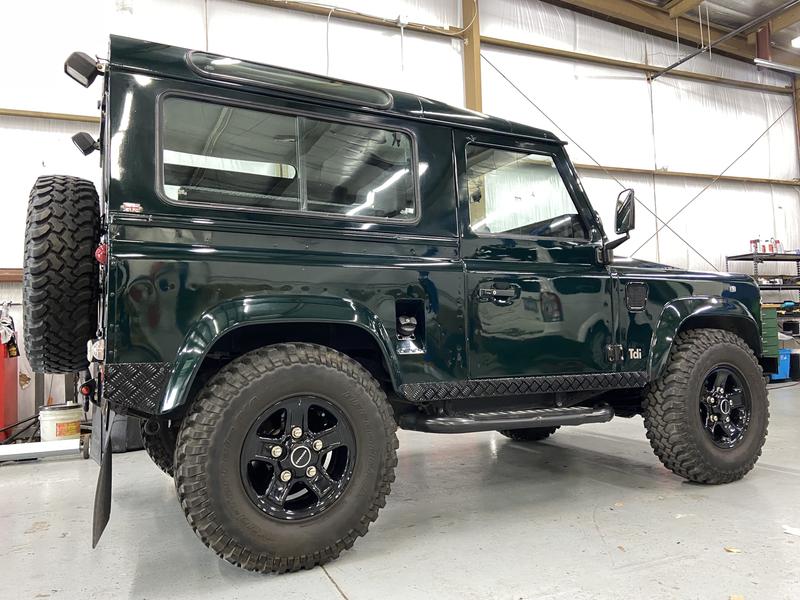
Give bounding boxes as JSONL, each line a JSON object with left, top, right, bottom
{"left": 280, "top": 470, "right": 292, "bottom": 482}
{"left": 271, "top": 446, "right": 283, "bottom": 458}
{"left": 291, "top": 427, "right": 303, "bottom": 439}
{"left": 306, "top": 466, "right": 317, "bottom": 478}
{"left": 312, "top": 440, "right": 323, "bottom": 451}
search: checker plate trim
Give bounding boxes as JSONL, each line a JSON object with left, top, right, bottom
{"left": 399, "top": 371, "right": 649, "bottom": 402}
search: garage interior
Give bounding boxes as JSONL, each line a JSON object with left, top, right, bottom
{"left": 1, "top": 0, "right": 800, "bottom": 598}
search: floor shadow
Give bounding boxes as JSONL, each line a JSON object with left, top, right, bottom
{"left": 118, "top": 431, "right": 697, "bottom": 591}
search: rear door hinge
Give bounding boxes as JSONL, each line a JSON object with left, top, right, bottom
{"left": 606, "top": 344, "right": 624, "bottom": 363}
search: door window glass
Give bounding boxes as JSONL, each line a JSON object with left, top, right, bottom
{"left": 466, "top": 145, "right": 587, "bottom": 239}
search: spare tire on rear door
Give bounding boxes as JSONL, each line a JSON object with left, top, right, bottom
{"left": 23, "top": 175, "right": 100, "bottom": 373}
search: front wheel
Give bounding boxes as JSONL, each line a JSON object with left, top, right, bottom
{"left": 174, "top": 343, "right": 398, "bottom": 573}
{"left": 643, "top": 329, "right": 768, "bottom": 484}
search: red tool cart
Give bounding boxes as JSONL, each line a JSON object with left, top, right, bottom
{"left": 0, "top": 304, "right": 19, "bottom": 441}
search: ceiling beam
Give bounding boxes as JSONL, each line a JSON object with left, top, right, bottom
{"left": 574, "top": 162, "right": 799, "bottom": 187}
{"left": 240, "top": 0, "right": 457, "bottom": 39}
{"left": 482, "top": 36, "right": 793, "bottom": 94}
{"left": 772, "top": 3, "right": 800, "bottom": 32}
{"left": 665, "top": 0, "right": 703, "bottom": 20}
{"left": 747, "top": 4, "right": 800, "bottom": 44}
{"left": 0, "top": 107, "right": 100, "bottom": 124}
{"left": 545, "top": 0, "right": 800, "bottom": 68}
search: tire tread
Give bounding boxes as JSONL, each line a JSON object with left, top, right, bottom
{"left": 642, "top": 328, "right": 769, "bottom": 484}
{"left": 141, "top": 420, "right": 177, "bottom": 477}
{"left": 174, "top": 343, "right": 398, "bottom": 573}
{"left": 23, "top": 175, "right": 99, "bottom": 373}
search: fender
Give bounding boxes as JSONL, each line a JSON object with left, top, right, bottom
{"left": 160, "top": 295, "right": 400, "bottom": 413}
{"left": 647, "top": 296, "right": 760, "bottom": 380}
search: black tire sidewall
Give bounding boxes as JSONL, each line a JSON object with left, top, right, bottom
{"left": 141, "top": 419, "right": 177, "bottom": 476}
{"left": 681, "top": 341, "right": 767, "bottom": 471}
{"left": 204, "top": 360, "right": 387, "bottom": 556}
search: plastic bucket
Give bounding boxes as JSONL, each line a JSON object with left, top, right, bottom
{"left": 39, "top": 403, "right": 83, "bottom": 441}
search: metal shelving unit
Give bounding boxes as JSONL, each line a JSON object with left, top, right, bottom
{"left": 758, "top": 284, "right": 800, "bottom": 290}
{"left": 725, "top": 253, "right": 800, "bottom": 293}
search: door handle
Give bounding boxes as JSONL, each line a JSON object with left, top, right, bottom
{"left": 478, "top": 284, "right": 520, "bottom": 305}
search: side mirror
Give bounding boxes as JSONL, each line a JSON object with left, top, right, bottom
{"left": 615, "top": 188, "right": 635, "bottom": 235}
{"left": 603, "top": 188, "right": 636, "bottom": 260}
{"left": 72, "top": 132, "right": 98, "bottom": 156}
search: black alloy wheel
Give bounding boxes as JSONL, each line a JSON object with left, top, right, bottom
{"left": 699, "top": 366, "right": 751, "bottom": 449}
{"left": 240, "top": 395, "right": 356, "bottom": 520}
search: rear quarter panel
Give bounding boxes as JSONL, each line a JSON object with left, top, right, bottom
{"left": 104, "top": 71, "right": 466, "bottom": 405}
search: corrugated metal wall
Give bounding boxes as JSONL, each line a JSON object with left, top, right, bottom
{"left": 480, "top": 0, "right": 800, "bottom": 277}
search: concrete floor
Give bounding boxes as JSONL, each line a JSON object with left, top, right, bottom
{"left": 1, "top": 386, "right": 799, "bottom": 600}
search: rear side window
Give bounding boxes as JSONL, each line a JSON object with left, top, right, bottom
{"left": 161, "top": 97, "right": 417, "bottom": 222}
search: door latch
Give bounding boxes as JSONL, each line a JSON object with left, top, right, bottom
{"left": 478, "top": 283, "right": 520, "bottom": 306}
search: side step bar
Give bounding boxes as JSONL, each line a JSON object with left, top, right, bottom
{"left": 399, "top": 405, "right": 614, "bottom": 434}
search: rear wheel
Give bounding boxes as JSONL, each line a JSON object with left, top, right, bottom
{"left": 23, "top": 175, "right": 100, "bottom": 373}
{"left": 140, "top": 418, "right": 178, "bottom": 477}
{"left": 174, "top": 343, "right": 398, "bottom": 573}
{"left": 497, "top": 426, "right": 559, "bottom": 442}
{"left": 643, "top": 329, "right": 768, "bottom": 484}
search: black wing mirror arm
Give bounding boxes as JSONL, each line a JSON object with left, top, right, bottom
{"left": 601, "top": 232, "right": 629, "bottom": 263}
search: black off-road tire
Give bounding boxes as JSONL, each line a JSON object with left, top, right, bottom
{"left": 643, "top": 329, "right": 768, "bottom": 484}
{"left": 140, "top": 419, "right": 178, "bottom": 477}
{"left": 174, "top": 343, "right": 398, "bottom": 573}
{"left": 23, "top": 175, "right": 100, "bottom": 373}
{"left": 497, "top": 426, "right": 559, "bottom": 442}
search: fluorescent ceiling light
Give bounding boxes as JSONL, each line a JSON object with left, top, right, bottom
{"left": 163, "top": 150, "right": 296, "bottom": 178}
{"left": 754, "top": 57, "right": 800, "bottom": 75}
{"left": 792, "top": 35, "right": 800, "bottom": 48}
{"left": 346, "top": 168, "right": 409, "bottom": 216}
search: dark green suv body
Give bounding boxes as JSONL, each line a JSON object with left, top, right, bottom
{"left": 24, "top": 36, "right": 771, "bottom": 573}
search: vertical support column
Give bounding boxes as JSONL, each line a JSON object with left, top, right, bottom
{"left": 755, "top": 25, "right": 772, "bottom": 61}
{"left": 794, "top": 76, "right": 800, "bottom": 176}
{"left": 462, "top": 0, "right": 482, "bottom": 111}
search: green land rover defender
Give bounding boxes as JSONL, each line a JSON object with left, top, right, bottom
{"left": 23, "top": 36, "right": 771, "bottom": 573}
